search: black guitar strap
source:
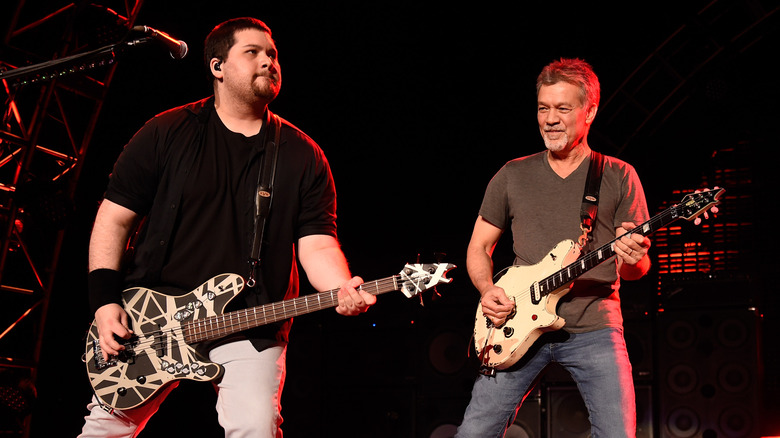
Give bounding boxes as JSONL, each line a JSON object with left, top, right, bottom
{"left": 247, "top": 112, "right": 282, "bottom": 287}
{"left": 579, "top": 150, "right": 605, "bottom": 248}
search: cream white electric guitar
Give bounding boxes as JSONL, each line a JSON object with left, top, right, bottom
{"left": 84, "top": 262, "right": 455, "bottom": 411}
{"left": 473, "top": 188, "right": 724, "bottom": 371}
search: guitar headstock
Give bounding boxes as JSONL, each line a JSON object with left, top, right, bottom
{"left": 678, "top": 187, "right": 725, "bottom": 221}
{"left": 398, "top": 263, "right": 456, "bottom": 298}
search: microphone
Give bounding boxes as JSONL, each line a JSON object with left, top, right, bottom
{"left": 133, "top": 25, "right": 188, "bottom": 60}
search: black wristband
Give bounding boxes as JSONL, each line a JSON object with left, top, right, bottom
{"left": 88, "top": 268, "right": 124, "bottom": 314}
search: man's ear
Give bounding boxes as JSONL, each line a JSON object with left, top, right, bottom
{"left": 586, "top": 103, "right": 598, "bottom": 125}
{"left": 210, "top": 58, "right": 223, "bottom": 78}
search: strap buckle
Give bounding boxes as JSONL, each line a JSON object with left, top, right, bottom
{"left": 247, "top": 259, "right": 259, "bottom": 288}
{"left": 578, "top": 222, "right": 592, "bottom": 248}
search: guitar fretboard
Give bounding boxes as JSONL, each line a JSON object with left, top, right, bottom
{"left": 535, "top": 202, "right": 685, "bottom": 298}
{"left": 181, "top": 275, "right": 403, "bottom": 343}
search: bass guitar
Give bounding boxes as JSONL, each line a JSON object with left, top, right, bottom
{"left": 84, "top": 262, "right": 455, "bottom": 410}
{"left": 473, "top": 188, "right": 724, "bottom": 371}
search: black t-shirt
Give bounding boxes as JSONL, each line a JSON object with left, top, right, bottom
{"left": 104, "top": 97, "right": 338, "bottom": 346}
{"left": 159, "top": 111, "right": 262, "bottom": 293}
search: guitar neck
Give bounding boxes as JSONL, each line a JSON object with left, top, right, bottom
{"left": 536, "top": 203, "right": 686, "bottom": 296}
{"left": 182, "top": 275, "right": 402, "bottom": 344}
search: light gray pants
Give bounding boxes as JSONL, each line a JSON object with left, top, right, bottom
{"left": 78, "top": 341, "right": 287, "bottom": 438}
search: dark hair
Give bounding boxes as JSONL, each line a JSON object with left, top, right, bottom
{"left": 204, "top": 17, "right": 273, "bottom": 70}
{"left": 536, "top": 58, "right": 600, "bottom": 108}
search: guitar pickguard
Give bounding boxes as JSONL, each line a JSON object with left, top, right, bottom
{"left": 474, "top": 240, "right": 579, "bottom": 369}
{"left": 84, "top": 274, "right": 244, "bottom": 410}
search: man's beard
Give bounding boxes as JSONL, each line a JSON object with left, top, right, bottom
{"left": 542, "top": 131, "right": 568, "bottom": 152}
{"left": 252, "top": 76, "right": 280, "bottom": 101}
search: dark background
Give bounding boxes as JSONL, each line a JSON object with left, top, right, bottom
{"left": 3, "top": 0, "right": 778, "bottom": 436}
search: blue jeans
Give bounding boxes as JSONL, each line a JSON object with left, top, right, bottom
{"left": 455, "top": 327, "right": 636, "bottom": 438}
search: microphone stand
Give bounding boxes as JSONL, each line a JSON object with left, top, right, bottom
{"left": 0, "top": 37, "right": 156, "bottom": 88}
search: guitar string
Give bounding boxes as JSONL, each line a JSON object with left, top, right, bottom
{"left": 482, "top": 194, "right": 710, "bottom": 336}
{"left": 117, "top": 197, "right": 700, "bottom": 351}
{"left": 479, "top": 202, "right": 691, "bottom": 363}
{"left": 492, "top": 204, "right": 684, "bottom": 312}
{"left": 182, "top": 276, "right": 406, "bottom": 341}
{"left": 101, "top": 276, "right": 413, "bottom": 355}
{"left": 490, "top": 195, "right": 720, "bottom": 327}
{"left": 119, "top": 276, "right": 400, "bottom": 352}
{"left": 535, "top": 204, "right": 681, "bottom": 291}
{"left": 102, "top": 196, "right": 711, "bottom": 362}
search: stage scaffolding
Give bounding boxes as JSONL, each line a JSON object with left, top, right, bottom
{"left": 0, "top": 2, "right": 145, "bottom": 436}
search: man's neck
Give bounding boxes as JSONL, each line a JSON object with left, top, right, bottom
{"left": 547, "top": 142, "right": 591, "bottom": 178}
{"left": 214, "top": 94, "right": 268, "bottom": 137}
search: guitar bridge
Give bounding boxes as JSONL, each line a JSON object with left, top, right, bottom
{"left": 91, "top": 340, "right": 117, "bottom": 370}
{"left": 91, "top": 338, "right": 137, "bottom": 370}
{"left": 484, "top": 303, "right": 517, "bottom": 330}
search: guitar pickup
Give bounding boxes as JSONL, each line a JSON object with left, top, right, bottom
{"left": 154, "top": 330, "right": 167, "bottom": 357}
{"left": 530, "top": 282, "right": 542, "bottom": 305}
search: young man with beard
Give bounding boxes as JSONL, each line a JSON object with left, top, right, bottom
{"left": 456, "top": 58, "right": 651, "bottom": 437}
{"left": 79, "top": 17, "right": 375, "bottom": 437}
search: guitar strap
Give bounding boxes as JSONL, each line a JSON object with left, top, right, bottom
{"left": 578, "top": 150, "right": 605, "bottom": 248}
{"left": 247, "top": 112, "right": 282, "bottom": 288}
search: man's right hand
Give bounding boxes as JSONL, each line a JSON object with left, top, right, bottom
{"left": 94, "top": 303, "right": 134, "bottom": 361}
{"left": 480, "top": 285, "right": 515, "bottom": 326}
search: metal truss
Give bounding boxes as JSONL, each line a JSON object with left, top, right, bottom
{"left": 0, "top": 1, "right": 144, "bottom": 435}
{"left": 592, "top": 0, "right": 780, "bottom": 156}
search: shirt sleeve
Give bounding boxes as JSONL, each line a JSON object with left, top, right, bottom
{"left": 478, "top": 166, "right": 510, "bottom": 230}
{"left": 613, "top": 162, "right": 650, "bottom": 227}
{"left": 294, "top": 134, "right": 338, "bottom": 239}
{"left": 104, "top": 120, "right": 162, "bottom": 215}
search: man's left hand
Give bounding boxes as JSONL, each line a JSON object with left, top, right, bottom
{"left": 615, "top": 222, "right": 651, "bottom": 265}
{"left": 336, "top": 276, "right": 376, "bottom": 316}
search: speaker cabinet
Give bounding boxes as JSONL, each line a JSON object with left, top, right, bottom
{"left": 545, "top": 384, "right": 653, "bottom": 438}
{"left": 415, "top": 396, "right": 470, "bottom": 438}
{"left": 323, "top": 386, "right": 416, "bottom": 437}
{"left": 624, "top": 316, "right": 654, "bottom": 381}
{"left": 658, "top": 308, "right": 762, "bottom": 438}
{"left": 506, "top": 389, "right": 542, "bottom": 438}
{"left": 420, "top": 327, "right": 478, "bottom": 397}
{"left": 546, "top": 385, "right": 589, "bottom": 438}
{"left": 540, "top": 319, "right": 653, "bottom": 384}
